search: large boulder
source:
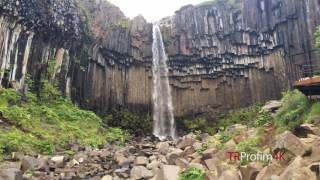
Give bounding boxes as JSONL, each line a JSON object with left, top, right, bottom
{"left": 177, "top": 136, "right": 195, "bottom": 149}
{"left": 166, "top": 149, "right": 183, "bottom": 165}
{"left": 156, "top": 142, "right": 170, "bottom": 155}
{"left": 240, "top": 162, "right": 264, "bottom": 180}
{"left": 218, "top": 169, "right": 240, "bottom": 180}
{"left": 278, "top": 156, "right": 316, "bottom": 180}
{"left": 101, "top": 175, "right": 113, "bottom": 180}
{"left": 134, "top": 156, "right": 148, "bottom": 166}
{"left": 262, "top": 100, "right": 282, "bottom": 112}
{"left": 299, "top": 124, "right": 320, "bottom": 136}
{"left": 130, "top": 166, "right": 154, "bottom": 180}
{"left": 256, "top": 163, "right": 285, "bottom": 180}
{"left": 0, "top": 168, "right": 23, "bottom": 180}
{"left": 156, "top": 165, "right": 180, "bottom": 180}
{"left": 275, "top": 131, "right": 308, "bottom": 156}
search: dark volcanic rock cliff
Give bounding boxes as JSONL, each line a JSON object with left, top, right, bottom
{"left": 0, "top": 0, "right": 319, "bottom": 117}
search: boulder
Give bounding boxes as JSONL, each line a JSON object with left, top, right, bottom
{"left": 130, "top": 166, "right": 154, "bottom": 180}
{"left": 174, "top": 158, "right": 189, "bottom": 169}
{"left": 147, "top": 160, "right": 161, "bottom": 170}
{"left": 156, "top": 142, "right": 170, "bottom": 155}
{"left": 262, "top": 100, "right": 282, "bottom": 112}
{"left": 183, "top": 146, "right": 195, "bottom": 156}
{"left": 134, "top": 156, "right": 148, "bottom": 165}
{"left": 51, "top": 155, "right": 65, "bottom": 168}
{"left": 21, "top": 156, "right": 42, "bottom": 172}
{"left": 275, "top": 131, "right": 308, "bottom": 156}
{"left": 177, "top": 136, "right": 195, "bottom": 149}
{"left": 205, "top": 158, "right": 221, "bottom": 171}
{"left": 218, "top": 169, "right": 240, "bottom": 180}
{"left": 156, "top": 165, "right": 180, "bottom": 180}
{"left": 101, "top": 175, "right": 113, "bottom": 180}
{"left": 0, "top": 168, "right": 23, "bottom": 180}
{"left": 256, "top": 162, "right": 285, "bottom": 180}
{"left": 202, "top": 148, "right": 218, "bottom": 160}
{"left": 278, "top": 156, "right": 316, "bottom": 180}
{"left": 299, "top": 124, "right": 320, "bottom": 136}
{"left": 166, "top": 149, "right": 183, "bottom": 165}
{"left": 240, "top": 162, "right": 264, "bottom": 180}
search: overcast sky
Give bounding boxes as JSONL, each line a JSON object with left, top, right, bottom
{"left": 108, "top": 0, "right": 208, "bottom": 22}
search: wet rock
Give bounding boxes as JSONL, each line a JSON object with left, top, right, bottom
{"left": 130, "top": 166, "right": 154, "bottom": 180}
{"left": 0, "top": 168, "right": 23, "bottom": 180}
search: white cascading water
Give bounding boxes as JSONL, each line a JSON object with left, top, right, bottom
{"left": 152, "top": 24, "right": 176, "bottom": 140}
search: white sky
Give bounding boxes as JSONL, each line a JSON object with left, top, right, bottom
{"left": 108, "top": 0, "right": 208, "bottom": 22}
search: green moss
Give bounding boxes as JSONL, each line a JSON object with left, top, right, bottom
{"left": 275, "top": 90, "right": 310, "bottom": 133}
{"left": 0, "top": 88, "right": 129, "bottom": 160}
{"left": 315, "top": 26, "right": 320, "bottom": 49}
{"left": 180, "top": 167, "right": 205, "bottom": 180}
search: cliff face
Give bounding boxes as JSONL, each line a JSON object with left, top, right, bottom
{"left": 0, "top": 0, "right": 319, "bottom": 117}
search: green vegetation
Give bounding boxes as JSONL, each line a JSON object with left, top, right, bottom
{"left": 315, "top": 26, "right": 320, "bottom": 49}
{"left": 0, "top": 87, "right": 129, "bottom": 160}
{"left": 305, "top": 102, "right": 320, "bottom": 123}
{"left": 104, "top": 109, "right": 152, "bottom": 135}
{"left": 215, "top": 105, "right": 261, "bottom": 130}
{"left": 197, "top": 0, "right": 241, "bottom": 10}
{"left": 110, "top": 19, "right": 129, "bottom": 30}
{"left": 275, "top": 90, "right": 310, "bottom": 133}
{"left": 180, "top": 167, "right": 205, "bottom": 180}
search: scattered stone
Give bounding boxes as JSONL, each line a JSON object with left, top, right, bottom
{"left": 134, "top": 156, "right": 148, "bottom": 165}
{"left": 0, "top": 168, "right": 23, "bottom": 180}
{"left": 67, "top": 159, "right": 79, "bottom": 167}
{"left": 130, "top": 166, "right": 154, "bottom": 180}
{"left": 157, "top": 165, "right": 180, "bottom": 180}
{"left": 11, "top": 152, "right": 24, "bottom": 161}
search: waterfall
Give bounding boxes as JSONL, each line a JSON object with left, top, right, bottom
{"left": 152, "top": 24, "right": 176, "bottom": 140}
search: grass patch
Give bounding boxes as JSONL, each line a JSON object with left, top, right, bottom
{"left": 180, "top": 167, "right": 205, "bottom": 180}
{"left": 305, "top": 102, "right": 320, "bottom": 123}
{"left": 0, "top": 88, "right": 129, "bottom": 160}
{"left": 275, "top": 90, "right": 310, "bottom": 133}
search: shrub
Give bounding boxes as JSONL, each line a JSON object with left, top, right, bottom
{"left": 305, "top": 102, "right": 320, "bottom": 123}
{"left": 180, "top": 167, "right": 205, "bottom": 180}
{"left": 275, "top": 90, "right": 310, "bottom": 132}
{"left": 255, "top": 109, "right": 273, "bottom": 127}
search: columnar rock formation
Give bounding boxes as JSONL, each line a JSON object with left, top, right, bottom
{"left": 0, "top": 0, "right": 319, "bottom": 117}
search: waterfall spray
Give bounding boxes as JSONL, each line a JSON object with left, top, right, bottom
{"left": 152, "top": 24, "right": 176, "bottom": 140}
